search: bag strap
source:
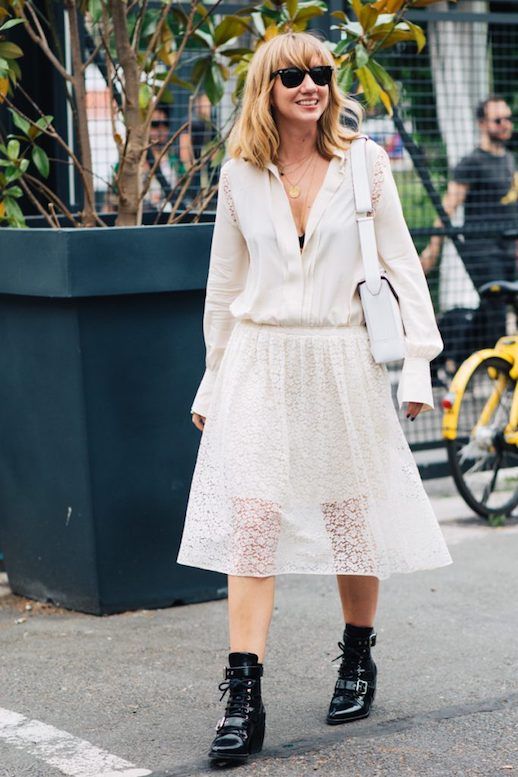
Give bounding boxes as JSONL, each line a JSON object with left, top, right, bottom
{"left": 350, "top": 136, "right": 382, "bottom": 295}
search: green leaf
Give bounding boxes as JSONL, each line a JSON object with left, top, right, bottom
{"left": 355, "top": 43, "right": 369, "bottom": 68}
{"left": 8, "top": 58, "right": 21, "bottom": 83}
{"left": 193, "top": 28, "right": 213, "bottom": 48}
{"left": 0, "top": 41, "right": 23, "bottom": 60}
{"left": 35, "top": 114, "right": 53, "bottom": 130}
{"left": 293, "top": 6, "right": 326, "bottom": 23}
{"left": 8, "top": 109, "right": 30, "bottom": 136}
{"left": 337, "top": 63, "right": 354, "bottom": 94}
{"left": 331, "top": 10, "right": 349, "bottom": 21}
{"left": 355, "top": 65, "right": 381, "bottom": 106}
{"left": 376, "top": 21, "right": 426, "bottom": 50}
{"left": 6, "top": 139, "right": 19, "bottom": 160}
{"left": 19, "top": 158, "right": 29, "bottom": 173}
{"left": 169, "top": 73, "right": 195, "bottom": 92}
{"left": 140, "top": 13, "right": 159, "bottom": 38}
{"left": 4, "top": 184, "right": 22, "bottom": 197}
{"left": 31, "top": 146, "right": 49, "bottom": 178}
{"left": 368, "top": 58, "right": 399, "bottom": 104}
{"left": 192, "top": 55, "right": 210, "bottom": 85}
{"left": 203, "top": 61, "right": 224, "bottom": 105}
{"left": 4, "top": 195, "right": 24, "bottom": 222}
{"left": 0, "top": 18, "right": 25, "bottom": 32}
{"left": 350, "top": 0, "right": 364, "bottom": 22}
{"left": 359, "top": 3, "right": 378, "bottom": 32}
{"left": 405, "top": 20, "right": 426, "bottom": 53}
{"left": 286, "top": 0, "right": 298, "bottom": 18}
{"left": 88, "top": 0, "right": 103, "bottom": 24}
{"left": 138, "top": 82, "right": 153, "bottom": 111}
{"left": 221, "top": 47, "right": 251, "bottom": 59}
{"left": 251, "top": 12, "right": 265, "bottom": 37}
{"left": 213, "top": 15, "right": 249, "bottom": 46}
{"left": 334, "top": 37, "right": 352, "bottom": 55}
{"left": 28, "top": 116, "right": 54, "bottom": 140}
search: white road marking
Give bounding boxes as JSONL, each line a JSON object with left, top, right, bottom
{"left": 0, "top": 707, "right": 151, "bottom": 776}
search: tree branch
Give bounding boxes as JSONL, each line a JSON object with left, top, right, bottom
{"left": 20, "top": 2, "right": 73, "bottom": 82}
{"left": 131, "top": 0, "right": 149, "bottom": 50}
{"left": 64, "top": 0, "right": 97, "bottom": 226}
{"left": 24, "top": 172, "right": 81, "bottom": 225}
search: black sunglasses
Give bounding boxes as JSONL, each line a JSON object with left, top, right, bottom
{"left": 151, "top": 119, "right": 168, "bottom": 128}
{"left": 270, "top": 66, "right": 333, "bottom": 89}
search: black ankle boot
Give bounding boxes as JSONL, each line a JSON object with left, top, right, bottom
{"left": 326, "top": 627, "right": 377, "bottom": 725}
{"left": 208, "top": 652, "right": 266, "bottom": 763}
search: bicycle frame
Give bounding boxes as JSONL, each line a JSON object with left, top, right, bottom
{"left": 442, "top": 335, "right": 518, "bottom": 445}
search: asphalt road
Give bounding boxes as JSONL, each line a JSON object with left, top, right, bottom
{"left": 0, "top": 476, "right": 517, "bottom": 777}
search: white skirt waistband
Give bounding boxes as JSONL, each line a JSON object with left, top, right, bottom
{"left": 235, "top": 319, "right": 367, "bottom": 337}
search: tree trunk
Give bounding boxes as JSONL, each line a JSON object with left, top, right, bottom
{"left": 109, "top": 0, "right": 146, "bottom": 227}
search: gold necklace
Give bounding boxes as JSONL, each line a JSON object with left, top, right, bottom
{"left": 277, "top": 149, "right": 313, "bottom": 175}
{"left": 280, "top": 152, "right": 316, "bottom": 199}
{"left": 297, "top": 154, "right": 317, "bottom": 237}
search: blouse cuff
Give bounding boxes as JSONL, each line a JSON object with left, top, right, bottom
{"left": 396, "top": 356, "right": 435, "bottom": 412}
{"left": 191, "top": 368, "right": 217, "bottom": 417}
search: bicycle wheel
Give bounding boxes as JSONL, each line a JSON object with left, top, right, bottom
{"left": 446, "top": 356, "right": 518, "bottom": 518}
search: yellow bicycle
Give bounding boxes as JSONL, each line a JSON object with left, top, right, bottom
{"left": 442, "top": 280, "right": 518, "bottom": 518}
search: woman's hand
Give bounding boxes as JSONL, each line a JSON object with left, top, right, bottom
{"left": 192, "top": 412, "right": 206, "bottom": 431}
{"left": 406, "top": 402, "right": 423, "bottom": 421}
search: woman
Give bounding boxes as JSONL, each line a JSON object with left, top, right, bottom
{"left": 177, "top": 31, "right": 452, "bottom": 764}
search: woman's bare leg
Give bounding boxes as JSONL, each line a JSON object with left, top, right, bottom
{"left": 228, "top": 575, "right": 276, "bottom": 662}
{"left": 335, "top": 575, "right": 379, "bottom": 626}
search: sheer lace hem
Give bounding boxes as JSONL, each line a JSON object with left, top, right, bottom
{"left": 230, "top": 496, "right": 281, "bottom": 576}
{"left": 321, "top": 496, "right": 378, "bottom": 574}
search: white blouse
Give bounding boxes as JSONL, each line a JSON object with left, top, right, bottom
{"left": 191, "top": 138, "right": 443, "bottom": 418}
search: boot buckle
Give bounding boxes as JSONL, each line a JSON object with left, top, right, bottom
{"left": 355, "top": 679, "right": 368, "bottom": 695}
{"left": 215, "top": 716, "right": 226, "bottom": 731}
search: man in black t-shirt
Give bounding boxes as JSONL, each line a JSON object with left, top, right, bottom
{"left": 421, "top": 96, "right": 518, "bottom": 354}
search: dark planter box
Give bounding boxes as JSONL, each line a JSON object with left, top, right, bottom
{"left": 0, "top": 224, "right": 227, "bottom": 614}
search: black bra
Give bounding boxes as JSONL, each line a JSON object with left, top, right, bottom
{"left": 298, "top": 233, "right": 305, "bottom": 249}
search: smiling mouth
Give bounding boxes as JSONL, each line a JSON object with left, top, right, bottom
{"left": 296, "top": 99, "right": 318, "bottom": 106}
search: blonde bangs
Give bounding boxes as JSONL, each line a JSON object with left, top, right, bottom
{"left": 227, "top": 32, "right": 362, "bottom": 168}
{"left": 267, "top": 31, "right": 333, "bottom": 72}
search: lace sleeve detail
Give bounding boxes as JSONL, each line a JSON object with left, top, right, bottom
{"left": 221, "top": 169, "right": 238, "bottom": 226}
{"left": 371, "top": 148, "right": 390, "bottom": 212}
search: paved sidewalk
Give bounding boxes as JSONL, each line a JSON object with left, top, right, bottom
{"left": 0, "top": 476, "right": 517, "bottom": 777}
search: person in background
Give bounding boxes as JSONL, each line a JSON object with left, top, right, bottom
{"left": 178, "top": 93, "right": 217, "bottom": 204}
{"left": 421, "top": 96, "right": 518, "bottom": 357}
{"left": 142, "top": 106, "right": 179, "bottom": 213}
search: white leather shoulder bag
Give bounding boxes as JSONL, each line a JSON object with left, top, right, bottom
{"left": 350, "top": 136, "right": 406, "bottom": 364}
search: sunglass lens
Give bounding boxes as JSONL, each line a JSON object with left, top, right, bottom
{"left": 310, "top": 67, "right": 332, "bottom": 86}
{"left": 280, "top": 69, "right": 305, "bottom": 88}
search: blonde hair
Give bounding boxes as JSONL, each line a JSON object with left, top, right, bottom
{"left": 228, "top": 32, "right": 362, "bottom": 167}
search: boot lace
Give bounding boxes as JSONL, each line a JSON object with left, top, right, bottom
{"left": 218, "top": 677, "right": 255, "bottom": 718}
{"left": 332, "top": 641, "right": 365, "bottom": 681}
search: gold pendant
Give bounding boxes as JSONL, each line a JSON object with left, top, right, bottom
{"left": 288, "top": 185, "right": 300, "bottom": 198}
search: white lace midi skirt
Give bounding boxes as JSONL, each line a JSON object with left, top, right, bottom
{"left": 177, "top": 320, "right": 452, "bottom": 579}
